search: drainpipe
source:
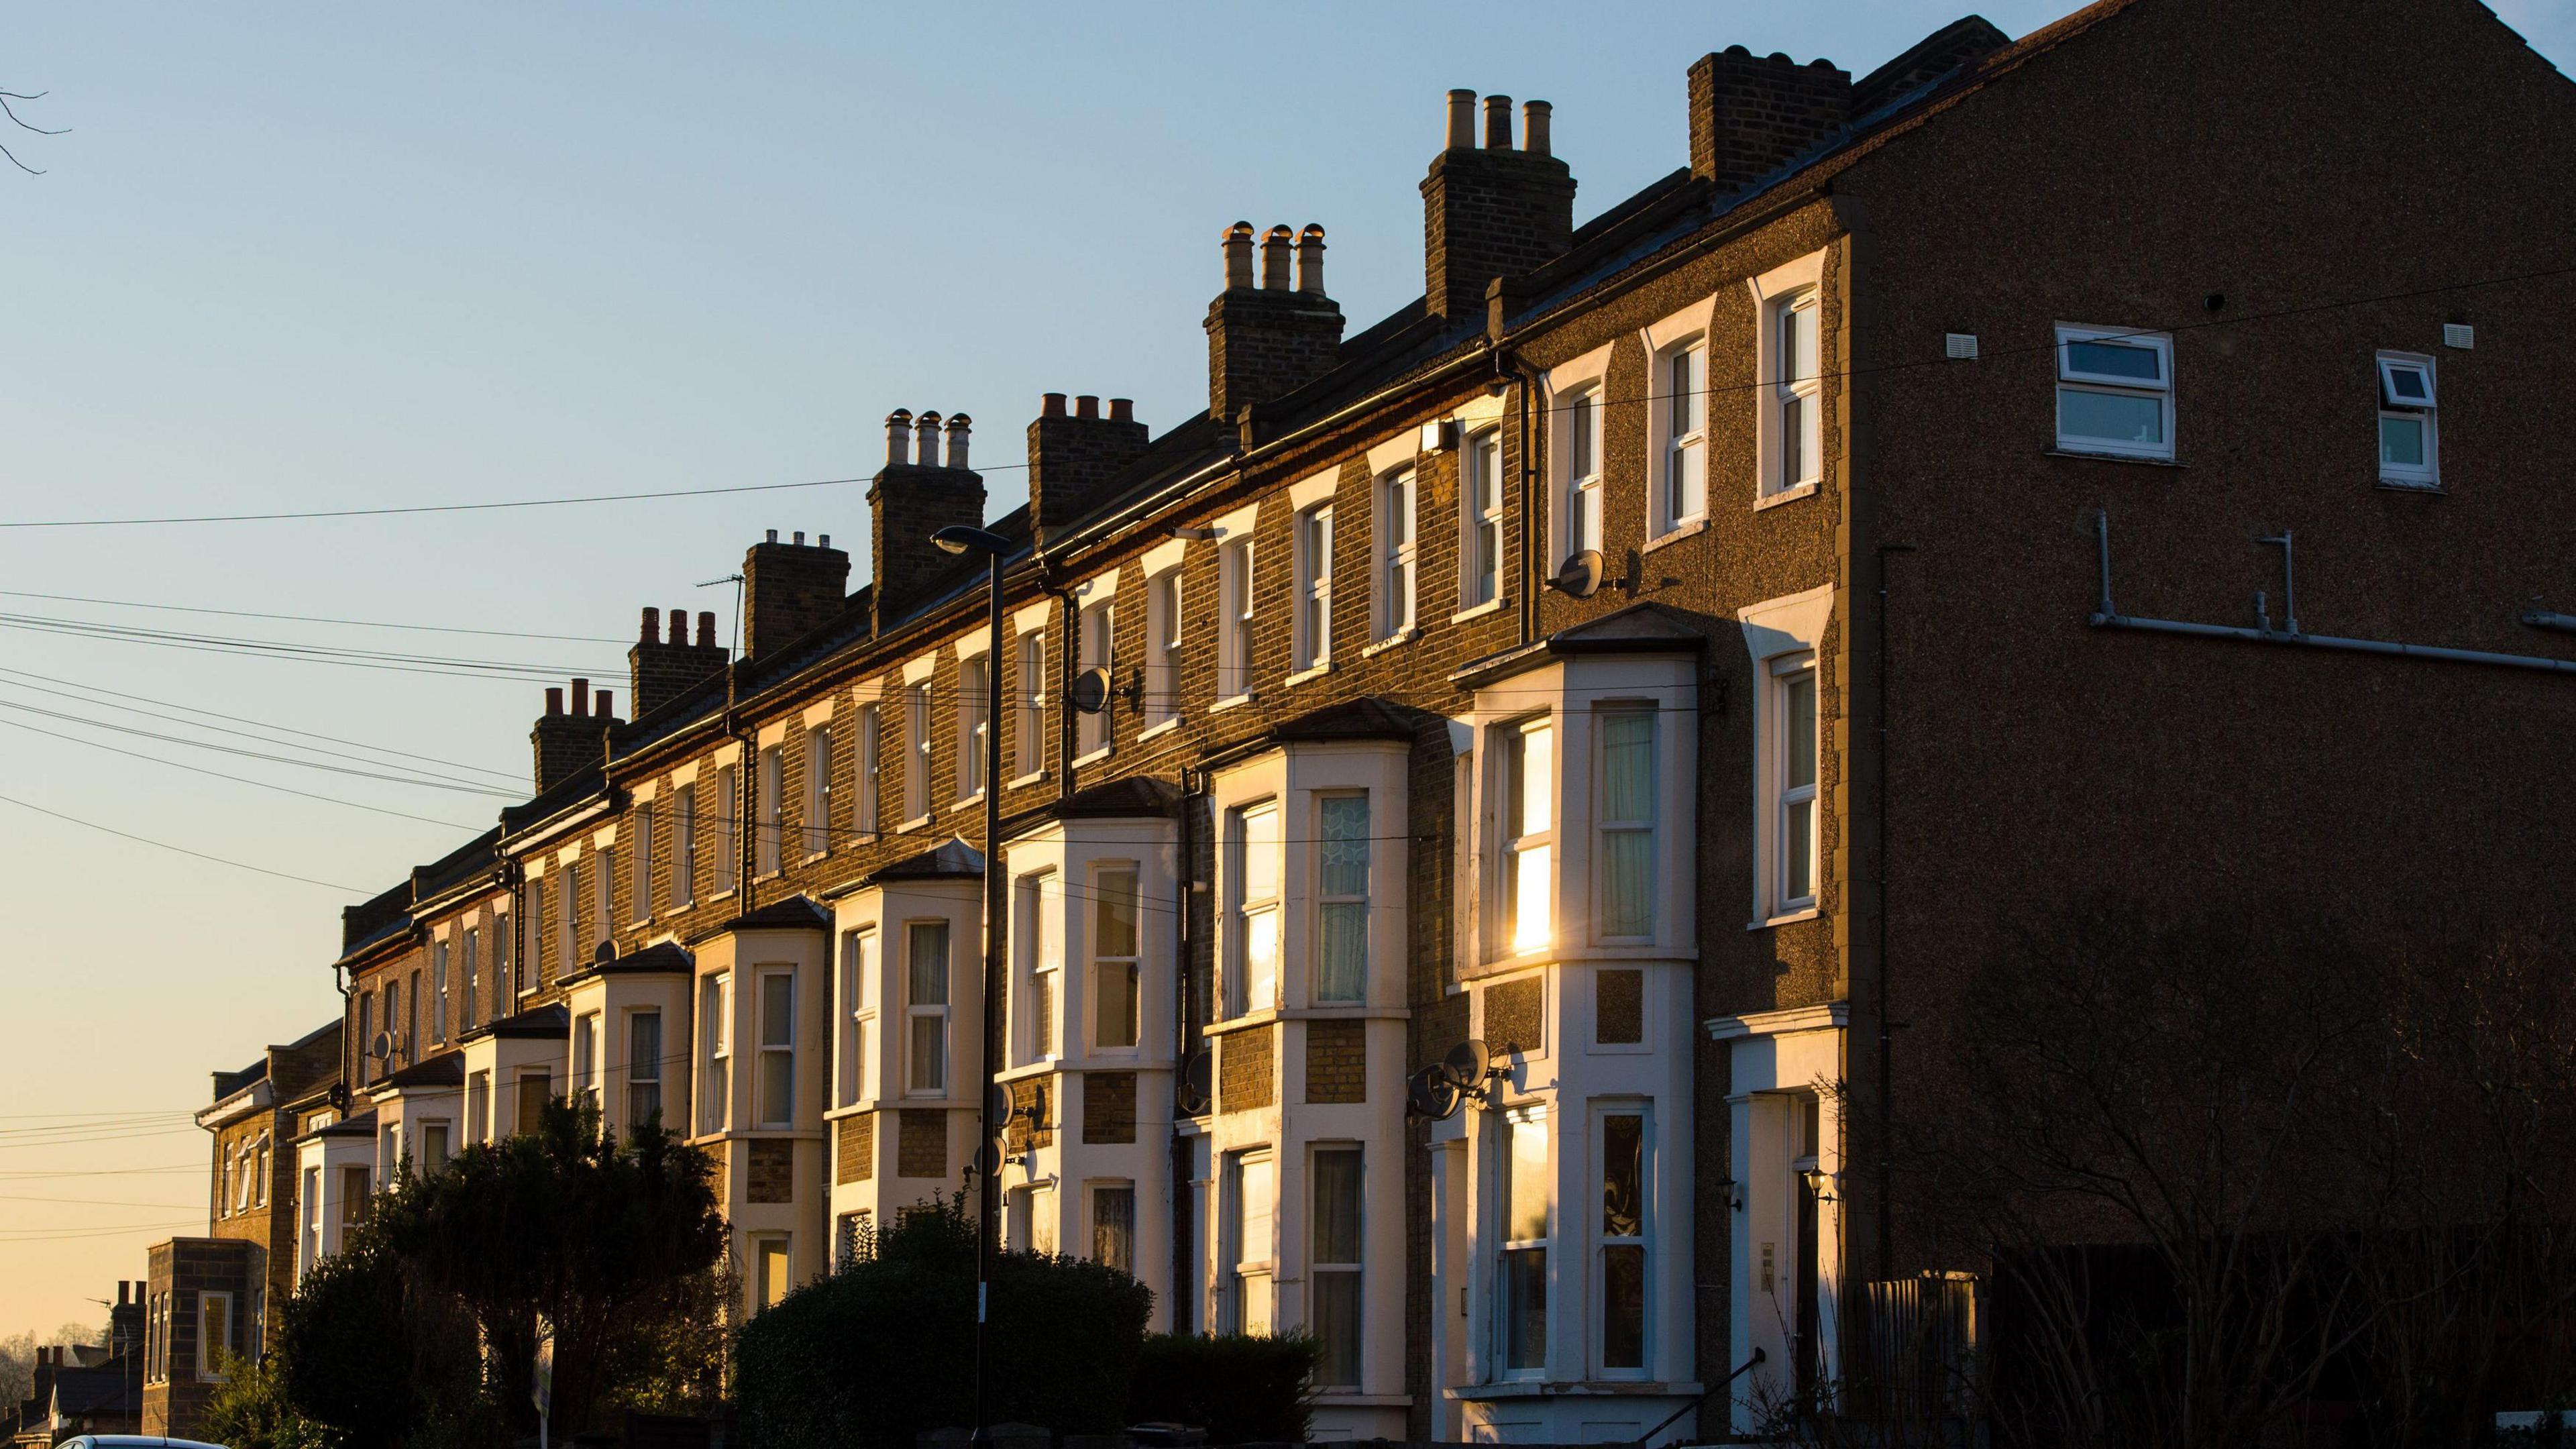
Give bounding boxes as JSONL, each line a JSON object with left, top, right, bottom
{"left": 1501, "top": 350, "right": 1545, "bottom": 649}
{"left": 1170, "top": 764, "right": 1201, "bottom": 1333}
{"left": 1873, "top": 542, "right": 1914, "bottom": 1288}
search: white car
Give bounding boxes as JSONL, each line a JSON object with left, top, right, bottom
{"left": 58, "top": 1438, "right": 228, "bottom": 1449}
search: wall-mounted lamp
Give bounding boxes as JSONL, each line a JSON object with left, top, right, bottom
{"left": 1803, "top": 1167, "right": 1838, "bottom": 1204}
{"left": 1170, "top": 526, "right": 1217, "bottom": 541}
{"left": 1720, "top": 1177, "right": 1743, "bottom": 1213}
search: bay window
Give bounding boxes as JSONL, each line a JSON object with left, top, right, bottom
{"left": 1016, "top": 873, "right": 1058, "bottom": 1064}
{"left": 698, "top": 972, "right": 729, "bottom": 1134}
{"left": 837, "top": 929, "right": 873, "bottom": 1105}
{"left": 1093, "top": 1182, "right": 1135, "bottom": 1274}
{"left": 757, "top": 970, "right": 794, "bottom": 1128}
{"left": 1499, "top": 1110, "right": 1550, "bottom": 1375}
{"left": 574, "top": 1010, "right": 599, "bottom": 1103}
{"left": 1227, "top": 1150, "right": 1275, "bottom": 1335}
{"left": 1316, "top": 794, "right": 1368, "bottom": 1003}
{"left": 906, "top": 920, "right": 951, "bottom": 1094}
{"left": 1093, "top": 864, "right": 1141, "bottom": 1049}
{"left": 1228, "top": 801, "right": 1281, "bottom": 1016}
{"left": 1498, "top": 718, "right": 1554, "bottom": 957}
{"left": 1599, "top": 1109, "right": 1648, "bottom": 1374}
{"left": 628, "top": 1010, "right": 663, "bottom": 1126}
{"left": 1311, "top": 1146, "right": 1364, "bottom": 1389}
{"left": 1597, "top": 709, "right": 1656, "bottom": 940}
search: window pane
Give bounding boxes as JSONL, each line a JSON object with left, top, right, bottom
{"left": 1603, "top": 1244, "right": 1646, "bottom": 1370}
{"left": 1786, "top": 675, "right": 1817, "bottom": 789}
{"left": 1319, "top": 796, "right": 1369, "bottom": 895}
{"left": 1095, "top": 867, "right": 1138, "bottom": 959}
{"left": 1602, "top": 712, "right": 1652, "bottom": 820}
{"left": 1318, "top": 902, "right": 1366, "bottom": 1003}
{"left": 1245, "top": 908, "right": 1279, "bottom": 1010}
{"left": 1518, "top": 724, "right": 1552, "bottom": 835}
{"left": 1313, "top": 1272, "right": 1362, "bottom": 1386}
{"left": 1097, "top": 961, "right": 1138, "bottom": 1048}
{"left": 1602, "top": 833, "right": 1652, "bottom": 939}
{"left": 1570, "top": 393, "right": 1595, "bottom": 473}
{"left": 1507, "top": 1117, "right": 1550, "bottom": 1241}
{"left": 910, "top": 1015, "right": 945, "bottom": 1092}
{"left": 760, "top": 1051, "right": 792, "bottom": 1125}
{"left": 2065, "top": 337, "right": 2161, "bottom": 381}
{"left": 1778, "top": 304, "right": 1800, "bottom": 382}
{"left": 2383, "top": 364, "right": 2430, "bottom": 404}
{"left": 1603, "top": 1114, "right": 1642, "bottom": 1236}
{"left": 1314, "top": 1148, "right": 1364, "bottom": 1262}
{"left": 2059, "top": 388, "right": 2165, "bottom": 445}
{"left": 1242, "top": 805, "right": 1281, "bottom": 900}
{"left": 631, "top": 1012, "right": 661, "bottom": 1083}
{"left": 2381, "top": 415, "right": 2426, "bottom": 467}
{"left": 1786, "top": 800, "right": 1815, "bottom": 902}
{"left": 1503, "top": 1248, "right": 1548, "bottom": 1370}
{"left": 1093, "top": 1185, "right": 1134, "bottom": 1273}
{"left": 761, "top": 975, "right": 793, "bottom": 1047}
{"left": 909, "top": 923, "right": 949, "bottom": 1005}
{"left": 1781, "top": 394, "right": 1805, "bottom": 487}
{"left": 1513, "top": 844, "right": 1552, "bottom": 954}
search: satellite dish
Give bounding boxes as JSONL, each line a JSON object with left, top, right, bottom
{"left": 1176, "top": 1051, "right": 1213, "bottom": 1117}
{"left": 1546, "top": 549, "right": 1605, "bottom": 600}
{"left": 1406, "top": 1065, "right": 1464, "bottom": 1122}
{"left": 592, "top": 939, "right": 615, "bottom": 965}
{"left": 987, "top": 1083, "right": 1015, "bottom": 1131}
{"left": 1069, "top": 666, "right": 1112, "bottom": 716}
{"left": 368, "top": 1031, "right": 395, "bottom": 1062}
{"left": 1441, "top": 1038, "right": 1494, "bottom": 1093}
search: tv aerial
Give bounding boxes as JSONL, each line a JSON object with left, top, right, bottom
{"left": 1405, "top": 1038, "right": 1507, "bottom": 1122}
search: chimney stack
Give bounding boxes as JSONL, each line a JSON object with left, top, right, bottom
{"left": 1207, "top": 221, "right": 1345, "bottom": 435}
{"left": 1687, "top": 47, "right": 1852, "bottom": 195}
{"left": 631, "top": 602, "right": 730, "bottom": 720}
{"left": 1029, "top": 390, "right": 1149, "bottom": 551}
{"left": 743, "top": 529, "right": 853, "bottom": 658}
{"left": 1421, "top": 90, "right": 1576, "bottom": 319}
{"left": 868, "top": 409, "right": 985, "bottom": 633}
{"left": 531, "top": 679, "right": 616, "bottom": 794}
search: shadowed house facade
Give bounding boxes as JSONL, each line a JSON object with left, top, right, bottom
{"left": 200, "top": 0, "right": 2576, "bottom": 1439}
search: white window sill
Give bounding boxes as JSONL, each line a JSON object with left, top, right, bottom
{"left": 1008, "top": 770, "right": 1049, "bottom": 790}
{"left": 709, "top": 888, "right": 737, "bottom": 902}
{"left": 2045, "top": 446, "right": 2184, "bottom": 468}
{"left": 1452, "top": 596, "right": 1510, "bottom": 625}
{"left": 1202, "top": 1006, "right": 1282, "bottom": 1034}
{"left": 1137, "top": 718, "right": 1181, "bottom": 743}
{"left": 1358, "top": 628, "right": 1417, "bottom": 659}
{"left": 1071, "top": 745, "right": 1114, "bottom": 769}
{"left": 754, "top": 869, "right": 783, "bottom": 883}
{"left": 1754, "top": 481, "right": 1821, "bottom": 511}
{"left": 2377, "top": 476, "right": 2444, "bottom": 494}
{"left": 1284, "top": 661, "right": 1336, "bottom": 688}
{"left": 949, "top": 794, "right": 985, "bottom": 814}
{"left": 1753, "top": 906, "right": 1821, "bottom": 930}
{"left": 1642, "top": 517, "right": 1709, "bottom": 553}
{"left": 799, "top": 851, "right": 827, "bottom": 867}
{"left": 1210, "top": 692, "right": 1258, "bottom": 714}
{"left": 896, "top": 814, "right": 932, "bottom": 835}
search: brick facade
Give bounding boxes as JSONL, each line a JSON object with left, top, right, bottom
{"left": 1302, "top": 1018, "right": 1366, "bottom": 1104}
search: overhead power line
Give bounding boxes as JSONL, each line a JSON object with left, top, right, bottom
{"left": 0, "top": 611, "right": 610, "bottom": 682}
{"left": 0, "top": 789, "right": 369, "bottom": 894}
{"left": 0, "top": 714, "right": 485, "bottom": 829}
{"left": 0, "top": 696, "right": 517, "bottom": 797}
{"left": 0, "top": 588, "right": 631, "bottom": 644}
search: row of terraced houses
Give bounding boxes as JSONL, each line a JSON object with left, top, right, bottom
{"left": 140, "top": 0, "right": 2576, "bottom": 1440}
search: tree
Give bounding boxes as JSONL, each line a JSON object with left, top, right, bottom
{"left": 271, "top": 1234, "right": 486, "bottom": 1449}
{"left": 0, "top": 88, "right": 65, "bottom": 175}
{"left": 201, "top": 1350, "right": 341, "bottom": 1449}
{"left": 369, "top": 1093, "right": 726, "bottom": 1437}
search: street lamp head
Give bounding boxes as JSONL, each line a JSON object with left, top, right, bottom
{"left": 933, "top": 525, "right": 1012, "bottom": 557}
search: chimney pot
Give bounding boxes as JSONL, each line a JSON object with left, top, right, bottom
{"left": 594, "top": 689, "right": 612, "bottom": 718}
{"left": 639, "top": 606, "right": 658, "bottom": 643}
{"left": 1109, "top": 397, "right": 1134, "bottom": 422}
{"left": 767, "top": 529, "right": 779, "bottom": 543}
{"left": 668, "top": 608, "right": 687, "bottom": 644}
{"left": 1484, "top": 94, "right": 1513, "bottom": 149}
{"left": 818, "top": 532, "right": 831, "bottom": 548}
{"left": 1296, "top": 224, "right": 1327, "bottom": 295}
{"left": 1042, "top": 392, "right": 1067, "bottom": 418}
{"left": 1260, "top": 225, "right": 1293, "bottom": 289}
{"left": 546, "top": 686, "right": 564, "bottom": 716}
{"left": 793, "top": 531, "right": 805, "bottom": 545}
{"left": 1222, "top": 221, "right": 1256, "bottom": 290}
{"left": 944, "top": 413, "right": 971, "bottom": 470}
{"left": 885, "top": 409, "right": 913, "bottom": 467}
{"left": 1076, "top": 394, "right": 1099, "bottom": 419}
{"left": 697, "top": 611, "right": 716, "bottom": 647}
{"left": 1446, "top": 89, "right": 1477, "bottom": 150}
{"left": 915, "top": 410, "right": 943, "bottom": 466}
{"left": 570, "top": 678, "right": 590, "bottom": 716}
{"left": 1523, "top": 99, "right": 1552, "bottom": 157}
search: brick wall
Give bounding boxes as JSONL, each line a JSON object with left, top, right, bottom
{"left": 747, "top": 1139, "right": 794, "bottom": 1203}
{"left": 1217, "top": 1023, "right": 1273, "bottom": 1114}
{"left": 896, "top": 1109, "right": 947, "bottom": 1180}
{"left": 1688, "top": 46, "right": 1853, "bottom": 193}
{"left": 837, "top": 1113, "right": 873, "bottom": 1183}
{"left": 1081, "top": 1071, "right": 1136, "bottom": 1145}
{"left": 1303, "top": 1018, "right": 1366, "bottom": 1104}
{"left": 1421, "top": 146, "right": 1576, "bottom": 320}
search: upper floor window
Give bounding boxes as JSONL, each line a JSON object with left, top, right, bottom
{"left": 1015, "top": 872, "right": 1059, "bottom": 1065}
{"left": 838, "top": 929, "right": 873, "bottom": 1106}
{"left": 1597, "top": 708, "right": 1656, "bottom": 941}
{"left": 672, "top": 784, "right": 698, "bottom": 907}
{"left": 1220, "top": 539, "right": 1257, "bottom": 701}
{"left": 805, "top": 727, "right": 835, "bottom": 855}
{"left": 1771, "top": 655, "right": 1819, "bottom": 914}
{"left": 2377, "top": 352, "right": 2438, "bottom": 486}
{"left": 460, "top": 927, "right": 480, "bottom": 1030}
{"left": 756, "top": 969, "right": 795, "bottom": 1129}
{"left": 431, "top": 939, "right": 450, "bottom": 1045}
{"left": 1464, "top": 429, "right": 1505, "bottom": 609}
{"left": 1657, "top": 339, "right": 1708, "bottom": 531}
{"left": 633, "top": 802, "right": 656, "bottom": 919}
{"left": 855, "top": 706, "right": 881, "bottom": 836}
{"left": 714, "top": 764, "right": 740, "bottom": 896}
{"left": 2054, "top": 324, "right": 2172, "bottom": 460}
{"left": 906, "top": 920, "right": 951, "bottom": 1094}
{"left": 1562, "top": 388, "right": 1603, "bottom": 559}
{"left": 957, "top": 656, "right": 989, "bottom": 798}
{"left": 905, "top": 684, "right": 932, "bottom": 821}
{"left": 553, "top": 866, "right": 578, "bottom": 978}
{"left": 756, "top": 744, "right": 785, "bottom": 875}
{"left": 1294, "top": 504, "right": 1333, "bottom": 673}
{"left": 697, "top": 971, "right": 730, "bottom": 1134}
{"left": 1316, "top": 794, "right": 1368, "bottom": 1004}
{"left": 1144, "top": 570, "right": 1182, "bottom": 729}
{"left": 498, "top": 908, "right": 516, "bottom": 996}
{"left": 1016, "top": 631, "right": 1047, "bottom": 773}
{"left": 1499, "top": 718, "right": 1555, "bottom": 957}
{"left": 1093, "top": 864, "right": 1142, "bottom": 1050}
{"left": 1077, "top": 601, "right": 1114, "bottom": 757}
{"left": 1227, "top": 800, "right": 1281, "bottom": 1016}
{"left": 1770, "top": 292, "right": 1823, "bottom": 494}
{"left": 628, "top": 1009, "right": 663, "bottom": 1127}
{"left": 1375, "top": 470, "right": 1415, "bottom": 641}
{"left": 593, "top": 847, "right": 614, "bottom": 953}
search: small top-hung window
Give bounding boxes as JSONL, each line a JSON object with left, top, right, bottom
{"left": 2055, "top": 325, "right": 2174, "bottom": 460}
{"left": 2376, "top": 353, "right": 2438, "bottom": 486}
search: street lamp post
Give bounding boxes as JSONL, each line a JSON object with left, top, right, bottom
{"left": 932, "top": 523, "right": 1011, "bottom": 1446}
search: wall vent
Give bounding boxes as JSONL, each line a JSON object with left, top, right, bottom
{"left": 1944, "top": 332, "right": 1979, "bottom": 360}
{"left": 2443, "top": 323, "right": 2475, "bottom": 350}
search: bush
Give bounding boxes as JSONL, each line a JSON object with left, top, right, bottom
{"left": 202, "top": 1350, "right": 341, "bottom": 1449}
{"left": 735, "top": 1195, "right": 1153, "bottom": 1449}
{"left": 272, "top": 1236, "right": 488, "bottom": 1449}
{"left": 1127, "top": 1332, "right": 1318, "bottom": 1446}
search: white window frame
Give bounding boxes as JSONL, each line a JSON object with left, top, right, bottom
{"left": 805, "top": 726, "right": 835, "bottom": 857}
{"left": 1293, "top": 504, "right": 1334, "bottom": 673}
{"left": 460, "top": 926, "right": 480, "bottom": 1030}
{"left": 1771, "top": 654, "right": 1820, "bottom": 918}
{"left": 1595, "top": 706, "right": 1658, "bottom": 943}
{"left": 1653, "top": 337, "right": 1709, "bottom": 534}
{"left": 1016, "top": 871, "right": 1059, "bottom": 1065}
{"left": 1143, "top": 567, "right": 1183, "bottom": 730}
{"left": 468, "top": 1070, "right": 490, "bottom": 1145}
{"left": 592, "top": 847, "right": 614, "bottom": 953}
{"left": 905, "top": 920, "right": 951, "bottom": 1095}
{"left": 1593, "top": 1101, "right": 1653, "bottom": 1379}
{"left": 1219, "top": 537, "right": 1256, "bottom": 703}
{"left": 574, "top": 1009, "right": 600, "bottom": 1103}
{"left": 698, "top": 971, "right": 731, "bottom": 1134}
{"left": 755, "top": 967, "right": 796, "bottom": 1129}
{"left": 1313, "top": 792, "right": 1368, "bottom": 1004}
{"left": 905, "top": 683, "right": 932, "bottom": 821}
{"left": 631, "top": 802, "right": 655, "bottom": 920}
{"left": 855, "top": 706, "right": 881, "bottom": 837}
{"left": 838, "top": 929, "right": 873, "bottom": 1106}
{"left": 1309, "top": 1142, "right": 1367, "bottom": 1391}
{"left": 1495, "top": 716, "right": 1556, "bottom": 961}
{"left": 1770, "top": 292, "right": 1824, "bottom": 494}
{"left": 1091, "top": 861, "right": 1142, "bottom": 1051}
{"left": 1226, "top": 800, "right": 1282, "bottom": 1018}
{"left": 1375, "top": 468, "right": 1416, "bottom": 642}
{"left": 672, "top": 784, "right": 697, "bottom": 907}
{"left": 2053, "top": 322, "right": 2175, "bottom": 460}
{"left": 1015, "top": 629, "right": 1048, "bottom": 773}
{"left": 197, "top": 1289, "right": 233, "bottom": 1382}
{"left": 1560, "top": 386, "right": 1603, "bottom": 562}
{"left": 2377, "top": 350, "right": 2438, "bottom": 486}
{"left": 1495, "top": 1106, "right": 1551, "bottom": 1380}
{"left": 627, "top": 1008, "right": 663, "bottom": 1128}
{"left": 1077, "top": 601, "right": 1114, "bottom": 758}
{"left": 1747, "top": 250, "right": 1828, "bottom": 504}
{"left": 1741, "top": 583, "right": 1832, "bottom": 926}
{"left": 714, "top": 763, "right": 740, "bottom": 897}
{"left": 1463, "top": 427, "right": 1505, "bottom": 610}
{"left": 1225, "top": 1148, "right": 1275, "bottom": 1336}
{"left": 430, "top": 938, "right": 449, "bottom": 1044}
{"left": 957, "top": 655, "right": 989, "bottom": 800}
{"left": 756, "top": 743, "right": 784, "bottom": 876}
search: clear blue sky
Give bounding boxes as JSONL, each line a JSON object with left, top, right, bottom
{"left": 2, "top": 0, "right": 2567, "bottom": 1335}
